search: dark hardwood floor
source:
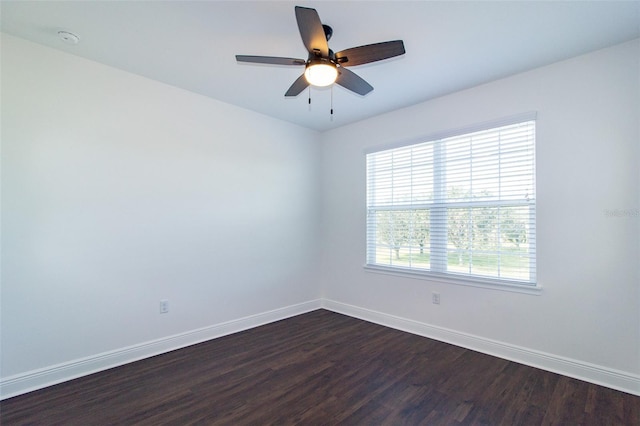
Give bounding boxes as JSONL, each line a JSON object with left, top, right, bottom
{"left": 1, "top": 309, "right": 638, "bottom": 425}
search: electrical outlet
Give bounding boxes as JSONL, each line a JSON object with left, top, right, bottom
{"left": 160, "top": 299, "right": 169, "bottom": 314}
{"left": 432, "top": 292, "right": 440, "bottom": 305}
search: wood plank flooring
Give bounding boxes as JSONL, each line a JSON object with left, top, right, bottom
{"left": 1, "top": 309, "right": 638, "bottom": 425}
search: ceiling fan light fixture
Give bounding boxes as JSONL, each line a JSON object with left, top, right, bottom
{"left": 304, "top": 62, "right": 338, "bottom": 87}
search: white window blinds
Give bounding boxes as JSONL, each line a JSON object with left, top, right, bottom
{"left": 366, "top": 118, "right": 536, "bottom": 286}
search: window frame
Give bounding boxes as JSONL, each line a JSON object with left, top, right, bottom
{"left": 364, "top": 113, "right": 541, "bottom": 294}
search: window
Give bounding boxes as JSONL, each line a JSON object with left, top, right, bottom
{"left": 366, "top": 116, "right": 536, "bottom": 287}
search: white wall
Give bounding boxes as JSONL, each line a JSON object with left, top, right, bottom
{"left": 2, "top": 32, "right": 639, "bottom": 398}
{"left": 1, "top": 34, "right": 321, "bottom": 382}
{"left": 320, "top": 40, "right": 640, "bottom": 389}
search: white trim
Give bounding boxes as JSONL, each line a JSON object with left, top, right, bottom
{"left": 363, "top": 264, "right": 543, "bottom": 295}
{"left": 3, "top": 298, "right": 638, "bottom": 400}
{"left": 0, "top": 299, "right": 322, "bottom": 400}
{"left": 321, "top": 299, "right": 640, "bottom": 397}
{"left": 364, "top": 111, "right": 538, "bottom": 154}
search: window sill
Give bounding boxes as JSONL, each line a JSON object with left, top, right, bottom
{"left": 363, "top": 264, "right": 543, "bottom": 295}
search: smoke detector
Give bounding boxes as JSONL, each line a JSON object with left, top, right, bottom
{"left": 58, "top": 31, "right": 80, "bottom": 45}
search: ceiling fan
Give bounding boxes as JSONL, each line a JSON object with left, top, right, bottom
{"left": 236, "top": 6, "right": 405, "bottom": 97}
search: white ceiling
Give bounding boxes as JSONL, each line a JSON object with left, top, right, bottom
{"left": 2, "top": 1, "right": 639, "bottom": 132}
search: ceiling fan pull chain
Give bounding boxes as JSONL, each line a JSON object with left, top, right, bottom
{"left": 330, "top": 85, "right": 334, "bottom": 121}
{"left": 308, "top": 86, "right": 311, "bottom": 110}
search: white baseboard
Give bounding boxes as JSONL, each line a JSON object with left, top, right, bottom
{"left": 0, "top": 299, "right": 322, "bottom": 400}
{"left": 3, "top": 298, "right": 638, "bottom": 400}
{"left": 321, "top": 299, "right": 640, "bottom": 396}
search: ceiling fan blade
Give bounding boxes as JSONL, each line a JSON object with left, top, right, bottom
{"left": 336, "top": 68, "right": 373, "bottom": 96}
{"left": 285, "top": 74, "right": 310, "bottom": 97}
{"left": 236, "top": 55, "right": 306, "bottom": 66}
{"left": 335, "top": 40, "right": 405, "bottom": 67}
{"left": 295, "top": 6, "right": 329, "bottom": 57}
